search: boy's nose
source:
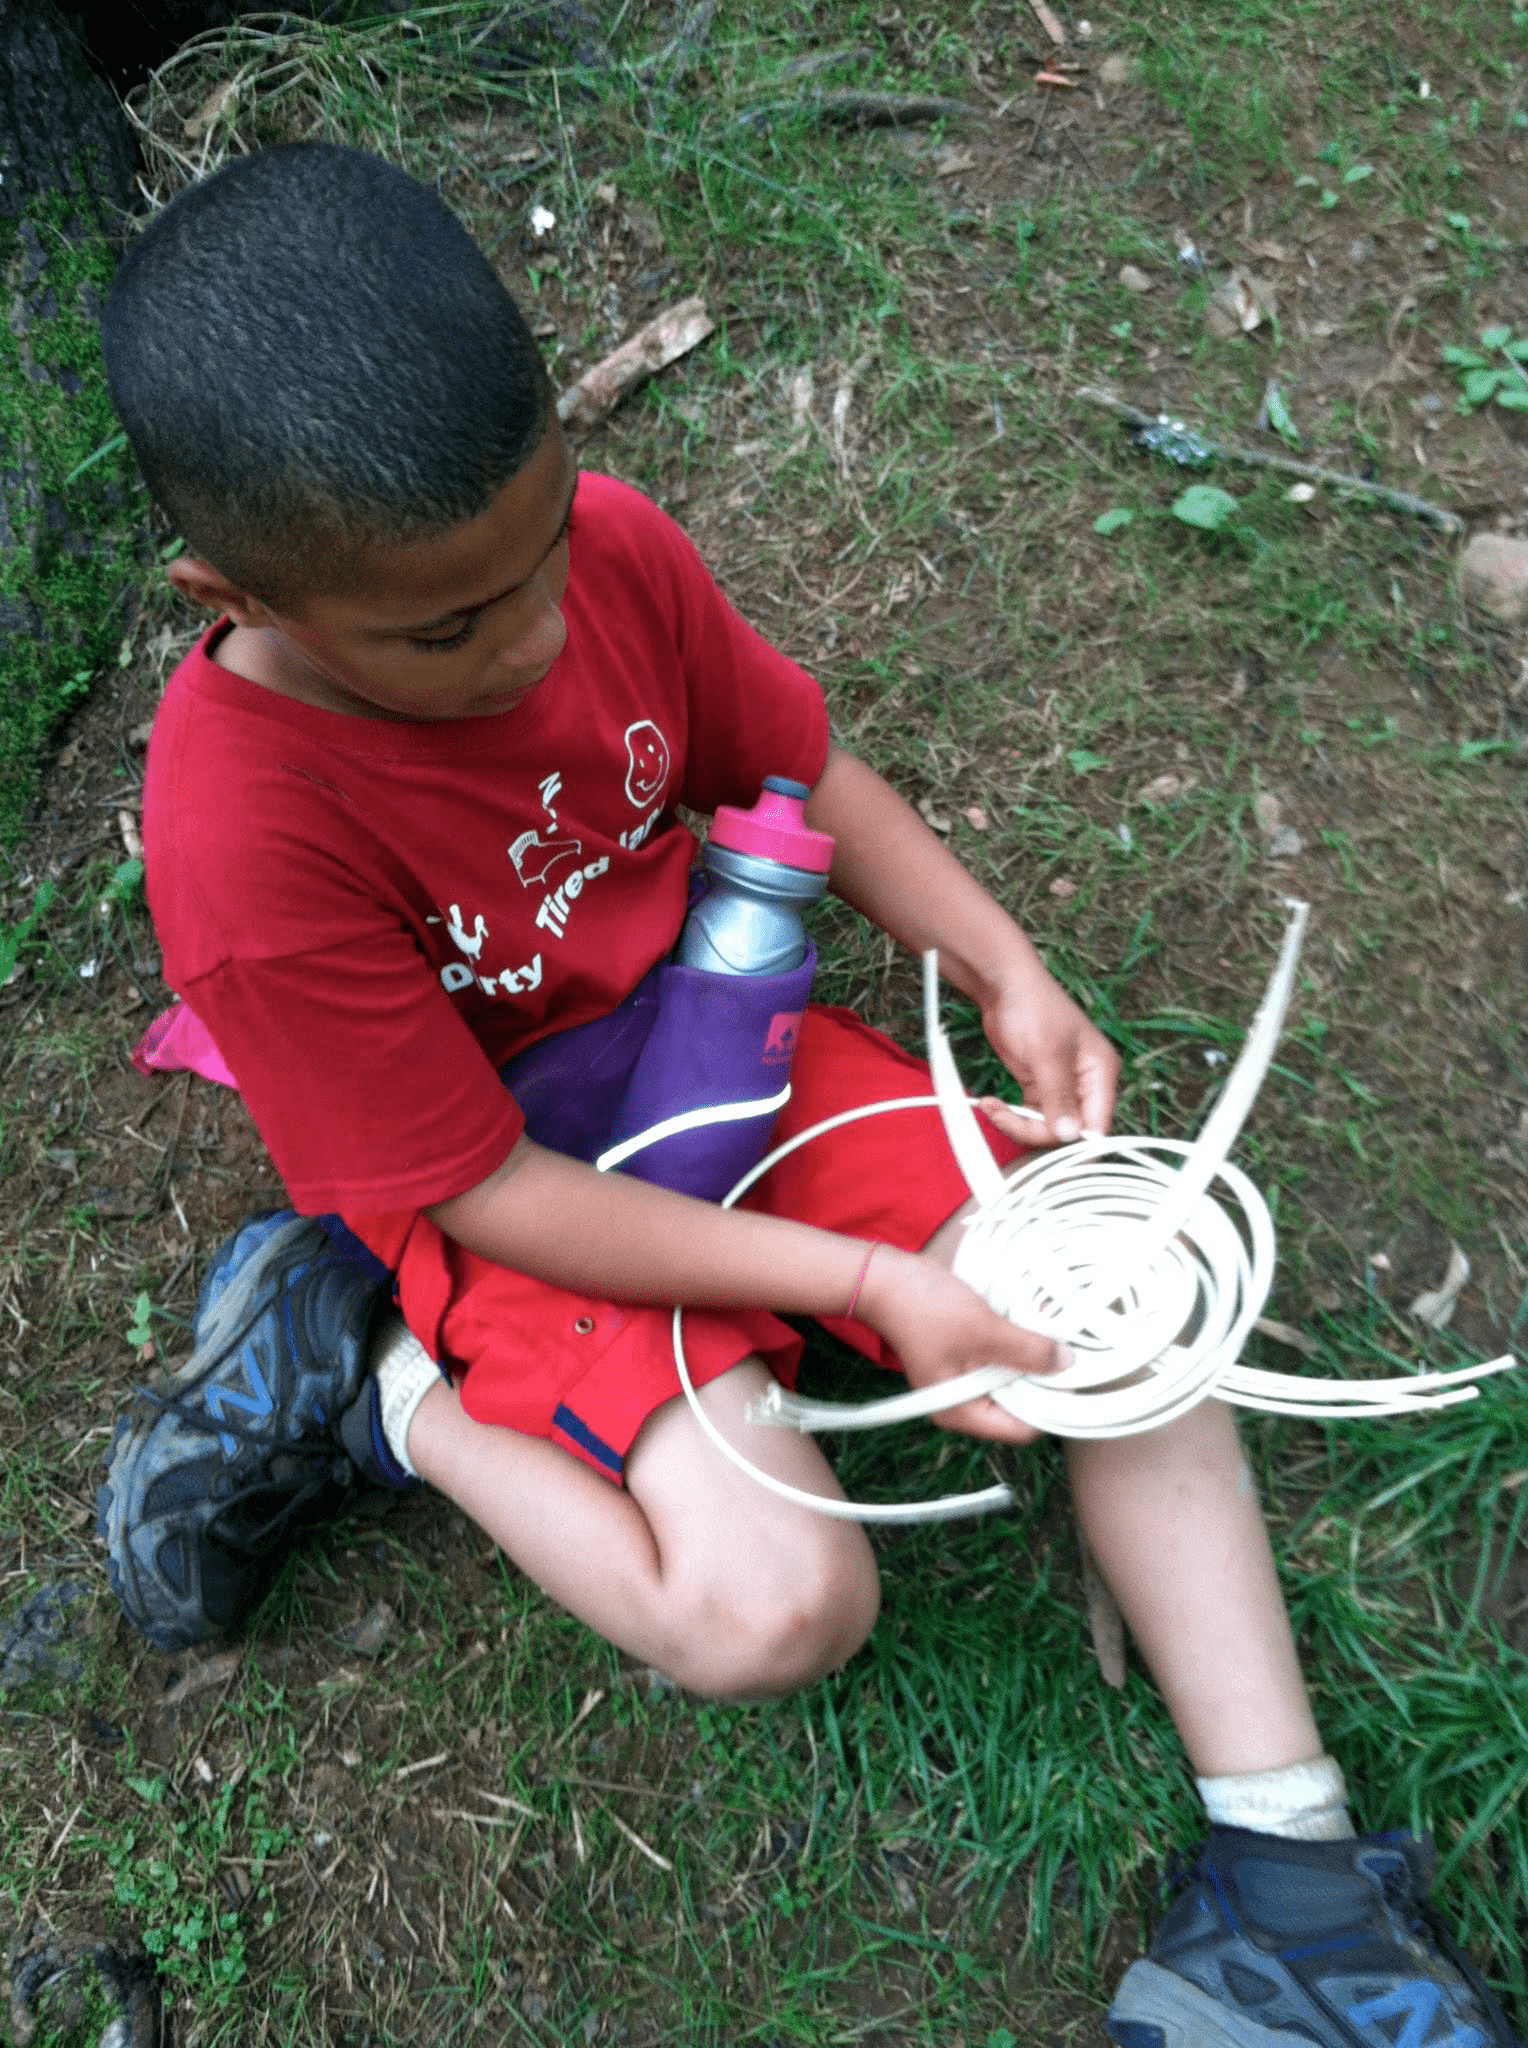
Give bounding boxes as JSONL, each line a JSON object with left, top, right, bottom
{"left": 502, "top": 593, "right": 566, "bottom": 679}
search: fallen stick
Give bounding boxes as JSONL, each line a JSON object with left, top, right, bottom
{"left": 557, "top": 296, "right": 714, "bottom": 429}
{"left": 1026, "top": 0, "right": 1069, "bottom": 45}
{"left": 1075, "top": 385, "right": 1464, "bottom": 535}
{"left": 739, "top": 89, "right": 974, "bottom": 129}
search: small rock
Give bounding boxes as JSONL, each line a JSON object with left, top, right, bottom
{"left": 341, "top": 1600, "right": 397, "bottom": 1659}
{"left": 963, "top": 805, "right": 989, "bottom": 831}
{"left": 1458, "top": 534, "right": 1528, "bottom": 626}
{"left": 1048, "top": 877, "right": 1078, "bottom": 899}
{"left": 0, "top": 1582, "right": 92, "bottom": 1692}
{"left": 1098, "top": 53, "right": 1133, "bottom": 86}
{"left": 1118, "top": 263, "right": 1153, "bottom": 294}
{"left": 1267, "top": 825, "right": 1303, "bottom": 859}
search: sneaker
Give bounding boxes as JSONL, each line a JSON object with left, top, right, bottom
{"left": 97, "top": 1213, "right": 392, "bottom": 1652}
{"left": 1107, "top": 1825, "right": 1522, "bottom": 2048}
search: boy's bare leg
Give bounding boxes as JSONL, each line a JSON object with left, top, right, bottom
{"left": 406, "top": 1362, "right": 879, "bottom": 1700}
{"left": 1063, "top": 1407, "right": 1319, "bottom": 1774}
{"left": 920, "top": 1205, "right": 1321, "bottom": 1778}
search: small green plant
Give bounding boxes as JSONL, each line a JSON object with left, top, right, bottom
{"left": 88, "top": 1771, "right": 290, "bottom": 2012}
{"left": 126, "top": 1291, "right": 154, "bottom": 1357}
{"left": 0, "top": 879, "right": 55, "bottom": 985}
{"left": 99, "top": 857, "right": 145, "bottom": 912}
{"left": 1444, "top": 327, "right": 1528, "bottom": 413}
{"left": 1171, "top": 484, "right": 1241, "bottom": 531}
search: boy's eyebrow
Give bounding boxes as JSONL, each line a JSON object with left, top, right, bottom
{"left": 386, "top": 479, "right": 578, "bottom": 634}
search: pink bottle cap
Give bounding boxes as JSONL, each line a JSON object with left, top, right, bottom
{"left": 709, "top": 775, "right": 835, "bottom": 873}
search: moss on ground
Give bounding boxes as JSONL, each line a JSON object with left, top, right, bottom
{"left": 0, "top": 191, "right": 146, "bottom": 842}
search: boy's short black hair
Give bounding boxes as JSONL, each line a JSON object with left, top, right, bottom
{"left": 103, "top": 143, "right": 551, "bottom": 605}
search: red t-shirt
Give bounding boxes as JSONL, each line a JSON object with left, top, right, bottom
{"left": 142, "top": 473, "right": 830, "bottom": 1213}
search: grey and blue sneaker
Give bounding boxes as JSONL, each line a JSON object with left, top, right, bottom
{"left": 97, "top": 1212, "right": 395, "bottom": 1652}
{"left": 1108, "top": 1825, "right": 1521, "bottom": 2048}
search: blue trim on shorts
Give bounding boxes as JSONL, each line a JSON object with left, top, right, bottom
{"left": 552, "top": 1403, "right": 625, "bottom": 1477}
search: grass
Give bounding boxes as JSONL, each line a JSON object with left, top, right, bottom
{"left": 1, "top": 0, "right": 1525, "bottom": 2041}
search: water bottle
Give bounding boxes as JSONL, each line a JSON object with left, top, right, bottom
{"left": 677, "top": 776, "right": 834, "bottom": 975}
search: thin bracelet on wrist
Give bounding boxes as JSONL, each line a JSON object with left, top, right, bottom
{"left": 845, "top": 1241, "right": 884, "bottom": 1320}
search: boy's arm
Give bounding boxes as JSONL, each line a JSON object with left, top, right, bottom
{"left": 428, "top": 1141, "right": 1059, "bottom": 1442}
{"left": 804, "top": 744, "right": 1119, "bottom": 1142}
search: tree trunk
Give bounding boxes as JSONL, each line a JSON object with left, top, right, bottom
{"left": 0, "top": 0, "right": 145, "bottom": 839}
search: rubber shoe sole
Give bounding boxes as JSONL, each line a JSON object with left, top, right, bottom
{"left": 1108, "top": 1960, "right": 1311, "bottom": 2048}
{"left": 97, "top": 1216, "right": 389, "bottom": 1651}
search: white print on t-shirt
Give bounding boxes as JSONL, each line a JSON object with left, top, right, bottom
{"left": 624, "top": 721, "right": 671, "bottom": 808}
{"left": 534, "top": 856, "right": 609, "bottom": 938}
{"left": 440, "top": 951, "right": 544, "bottom": 998}
{"left": 446, "top": 904, "right": 488, "bottom": 959}
{"left": 508, "top": 826, "right": 584, "bottom": 890}
{"left": 619, "top": 804, "right": 661, "bottom": 852}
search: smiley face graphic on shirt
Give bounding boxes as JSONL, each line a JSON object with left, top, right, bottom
{"left": 624, "top": 720, "right": 671, "bottom": 808}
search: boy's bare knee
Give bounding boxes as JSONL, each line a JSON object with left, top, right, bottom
{"left": 662, "top": 1526, "right": 880, "bottom": 1699}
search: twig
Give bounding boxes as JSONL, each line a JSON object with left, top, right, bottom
{"left": 1075, "top": 386, "right": 1464, "bottom": 535}
{"left": 739, "top": 90, "right": 974, "bottom": 130}
{"left": 1026, "top": 0, "right": 1069, "bottom": 44}
{"left": 1080, "top": 1539, "right": 1126, "bottom": 1689}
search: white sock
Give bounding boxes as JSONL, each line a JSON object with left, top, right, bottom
{"left": 369, "top": 1316, "right": 444, "bottom": 1480}
{"left": 1196, "top": 1755, "right": 1355, "bottom": 1842}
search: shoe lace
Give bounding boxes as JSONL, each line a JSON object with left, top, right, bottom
{"left": 138, "top": 1383, "right": 359, "bottom": 1552}
{"left": 1364, "top": 1853, "right": 1517, "bottom": 2042}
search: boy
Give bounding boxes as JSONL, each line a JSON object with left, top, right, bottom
{"left": 96, "top": 144, "right": 1518, "bottom": 2046}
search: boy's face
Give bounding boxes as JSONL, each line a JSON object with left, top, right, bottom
{"left": 197, "top": 426, "right": 580, "bottom": 722}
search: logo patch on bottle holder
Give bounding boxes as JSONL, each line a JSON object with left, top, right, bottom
{"left": 764, "top": 1011, "right": 803, "bottom": 1065}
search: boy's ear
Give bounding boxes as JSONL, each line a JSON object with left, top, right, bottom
{"left": 166, "top": 553, "right": 279, "bottom": 629}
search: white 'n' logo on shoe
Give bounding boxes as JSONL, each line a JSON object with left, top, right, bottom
{"left": 1346, "top": 1983, "right": 1484, "bottom": 2048}
{"left": 205, "top": 1349, "right": 274, "bottom": 1459}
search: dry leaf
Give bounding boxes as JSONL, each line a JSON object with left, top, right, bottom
{"left": 118, "top": 809, "right": 143, "bottom": 861}
{"left": 183, "top": 79, "right": 237, "bottom": 139}
{"left": 918, "top": 798, "right": 952, "bottom": 836}
{"left": 1409, "top": 1244, "right": 1470, "bottom": 1331}
{"left": 1136, "top": 772, "right": 1197, "bottom": 805}
{"left": 1253, "top": 1316, "right": 1319, "bottom": 1358}
{"left": 1118, "top": 263, "right": 1154, "bottom": 294}
{"left": 1026, "top": 0, "right": 1068, "bottom": 43}
{"left": 162, "top": 1648, "right": 243, "bottom": 1706}
{"left": 1081, "top": 1544, "right": 1126, "bottom": 1688}
{"left": 1206, "top": 269, "right": 1277, "bottom": 340}
{"left": 1252, "top": 791, "right": 1283, "bottom": 841}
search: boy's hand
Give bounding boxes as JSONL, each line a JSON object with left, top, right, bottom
{"left": 853, "top": 1246, "right": 1062, "bottom": 1444}
{"left": 978, "top": 964, "right": 1120, "bottom": 1146}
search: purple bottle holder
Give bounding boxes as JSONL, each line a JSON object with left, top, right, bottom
{"left": 501, "top": 949, "right": 815, "bottom": 1203}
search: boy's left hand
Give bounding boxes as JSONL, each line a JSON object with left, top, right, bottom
{"left": 978, "top": 965, "right": 1119, "bottom": 1145}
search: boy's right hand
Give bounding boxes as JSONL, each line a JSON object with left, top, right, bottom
{"left": 852, "top": 1246, "right": 1061, "bottom": 1444}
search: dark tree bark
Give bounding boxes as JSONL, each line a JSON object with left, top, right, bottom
{"left": 0, "top": 0, "right": 137, "bottom": 216}
{"left": 0, "top": 0, "right": 144, "bottom": 836}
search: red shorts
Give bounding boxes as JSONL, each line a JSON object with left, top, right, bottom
{"left": 345, "top": 1005, "right": 1020, "bottom": 1483}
